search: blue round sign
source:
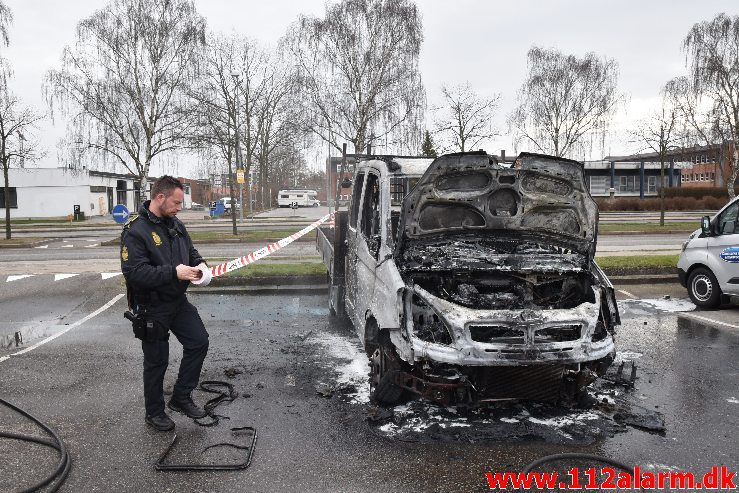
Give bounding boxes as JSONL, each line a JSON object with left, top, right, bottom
{"left": 112, "top": 204, "right": 129, "bottom": 224}
{"left": 720, "top": 246, "right": 739, "bottom": 263}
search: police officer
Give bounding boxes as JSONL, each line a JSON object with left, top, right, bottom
{"left": 121, "top": 176, "right": 209, "bottom": 431}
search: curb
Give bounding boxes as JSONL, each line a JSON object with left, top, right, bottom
{"left": 0, "top": 238, "right": 58, "bottom": 249}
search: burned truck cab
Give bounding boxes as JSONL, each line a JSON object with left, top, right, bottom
{"left": 321, "top": 151, "right": 619, "bottom": 405}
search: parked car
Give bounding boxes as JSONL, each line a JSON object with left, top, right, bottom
{"left": 316, "top": 151, "right": 619, "bottom": 405}
{"left": 678, "top": 197, "right": 739, "bottom": 308}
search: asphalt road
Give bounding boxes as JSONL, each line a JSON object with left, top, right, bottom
{"left": 0, "top": 277, "right": 737, "bottom": 492}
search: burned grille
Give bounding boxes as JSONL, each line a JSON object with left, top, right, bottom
{"left": 534, "top": 325, "right": 581, "bottom": 343}
{"left": 469, "top": 325, "right": 524, "bottom": 344}
{"left": 472, "top": 365, "right": 564, "bottom": 401}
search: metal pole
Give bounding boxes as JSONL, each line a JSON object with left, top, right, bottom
{"left": 232, "top": 72, "right": 244, "bottom": 224}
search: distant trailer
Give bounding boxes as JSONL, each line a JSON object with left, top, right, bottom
{"left": 277, "top": 189, "right": 320, "bottom": 207}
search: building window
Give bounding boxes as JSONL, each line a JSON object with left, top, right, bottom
{"left": 711, "top": 172, "right": 715, "bottom": 181}
{"left": 0, "top": 187, "right": 18, "bottom": 208}
{"left": 648, "top": 176, "right": 657, "bottom": 193}
{"left": 90, "top": 186, "right": 107, "bottom": 193}
{"left": 589, "top": 176, "right": 608, "bottom": 195}
{"left": 618, "top": 176, "right": 636, "bottom": 193}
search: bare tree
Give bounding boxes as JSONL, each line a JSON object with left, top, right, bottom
{"left": 254, "top": 55, "right": 302, "bottom": 209}
{"left": 631, "top": 91, "right": 681, "bottom": 226}
{"left": 433, "top": 82, "right": 500, "bottom": 153}
{"left": 674, "top": 13, "right": 739, "bottom": 198}
{"left": 0, "top": 94, "right": 44, "bottom": 239}
{"left": 189, "top": 34, "right": 268, "bottom": 234}
{"left": 286, "top": 0, "right": 425, "bottom": 155}
{"left": 0, "top": 3, "right": 44, "bottom": 240}
{"left": 0, "top": 0, "right": 12, "bottom": 84}
{"left": 45, "top": 0, "right": 205, "bottom": 208}
{"left": 0, "top": 1, "right": 10, "bottom": 48}
{"left": 509, "top": 46, "right": 621, "bottom": 159}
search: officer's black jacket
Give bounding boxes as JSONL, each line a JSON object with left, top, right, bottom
{"left": 121, "top": 201, "right": 205, "bottom": 302}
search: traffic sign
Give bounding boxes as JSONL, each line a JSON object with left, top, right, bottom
{"left": 112, "top": 204, "right": 129, "bottom": 224}
{"left": 237, "top": 169, "right": 245, "bottom": 184}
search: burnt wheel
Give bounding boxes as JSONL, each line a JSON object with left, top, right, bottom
{"left": 687, "top": 267, "right": 722, "bottom": 309}
{"left": 370, "top": 342, "right": 405, "bottom": 405}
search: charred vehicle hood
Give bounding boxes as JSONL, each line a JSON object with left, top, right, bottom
{"left": 396, "top": 152, "right": 598, "bottom": 258}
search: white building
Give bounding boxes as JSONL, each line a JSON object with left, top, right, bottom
{"left": 0, "top": 168, "right": 191, "bottom": 219}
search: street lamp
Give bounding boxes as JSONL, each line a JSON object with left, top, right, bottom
{"left": 231, "top": 71, "right": 244, "bottom": 223}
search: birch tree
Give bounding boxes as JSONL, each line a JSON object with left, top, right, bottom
{"left": 509, "top": 46, "right": 621, "bottom": 158}
{"left": 286, "top": 0, "right": 425, "bottom": 155}
{"left": 433, "top": 82, "right": 500, "bottom": 153}
{"left": 45, "top": 0, "right": 205, "bottom": 207}
{"left": 677, "top": 13, "right": 739, "bottom": 198}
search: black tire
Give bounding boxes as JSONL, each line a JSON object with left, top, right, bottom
{"left": 370, "top": 342, "right": 405, "bottom": 405}
{"left": 687, "top": 267, "right": 722, "bottom": 309}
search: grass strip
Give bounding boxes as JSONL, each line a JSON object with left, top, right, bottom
{"left": 599, "top": 222, "right": 695, "bottom": 233}
{"left": 595, "top": 254, "right": 679, "bottom": 269}
{"left": 222, "top": 262, "right": 327, "bottom": 278}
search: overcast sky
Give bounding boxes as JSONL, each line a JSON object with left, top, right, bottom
{"left": 2, "top": 0, "right": 737, "bottom": 176}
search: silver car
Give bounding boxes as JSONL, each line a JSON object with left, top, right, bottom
{"left": 678, "top": 197, "right": 739, "bottom": 308}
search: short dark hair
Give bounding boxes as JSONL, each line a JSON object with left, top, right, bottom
{"left": 151, "top": 175, "right": 183, "bottom": 198}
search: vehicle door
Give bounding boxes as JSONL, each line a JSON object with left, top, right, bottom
{"left": 354, "top": 169, "right": 382, "bottom": 336}
{"left": 344, "top": 170, "right": 367, "bottom": 320}
{"left": 706, "top": 199, "right": 739, "bottom": 292}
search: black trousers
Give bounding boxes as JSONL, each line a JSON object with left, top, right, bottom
{"left": 140, "top": 297, "right": 209, "bottom": 417}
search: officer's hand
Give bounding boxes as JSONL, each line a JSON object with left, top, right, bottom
{"left": 176, "top": 264, "right": 201, "bottom": 281}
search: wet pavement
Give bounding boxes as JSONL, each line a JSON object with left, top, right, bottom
{"left": 0, "top": 277, "right": 737, "bottom": 492}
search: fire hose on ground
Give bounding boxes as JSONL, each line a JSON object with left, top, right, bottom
{"left": 0, "top": 397, "right": 71, "bottom": 493}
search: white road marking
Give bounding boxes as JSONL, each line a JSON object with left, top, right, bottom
{"left": 34, "top": 245, "right": 49, "bottom": 249}
{"left": 6, "top": 275, "right": 34, "bottom": 282}
{"left": 54, "top": 273, "right": 79, "bottom": 281}
{"left": 0, "top": 294, "right": 125, "bottom": 364}
{"left": 101, "top": 272, "right": 122, "bottom": 280}
{"left": 617, "top": 289, "right": 636, "bottom": 299}
{"left": 84, "top": 244, "right": 99, "bottom": 248}
{"left": 679, "top": 312, "right": 739, "bottom": 331}
{"left": 60, "top": 244, "right": 73, "bottom": 248}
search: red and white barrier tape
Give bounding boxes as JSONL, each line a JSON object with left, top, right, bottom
{"left": 209, "top": 213, "right": 333, "bottom": 278}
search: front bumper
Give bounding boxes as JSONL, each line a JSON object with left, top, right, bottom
{"left": 677, "top": 267, "right": 687, "bottom": 287}
{"left": 406, "top": 285, "right": 615, "bottom": 367}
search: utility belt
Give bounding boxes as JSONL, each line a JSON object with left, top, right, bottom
{"left": 123, "top": 307, "right": 170, "bottom": 342}
{"left": 124, "top": 290, "right": 175, "bottom": 342}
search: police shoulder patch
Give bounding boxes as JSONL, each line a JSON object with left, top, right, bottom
{"left": 151, "top": 231, "right": 162, "bottom": 246}
{"left": 123, "top": 214, "right": 139, "bottom": 230}
{"left": 121, "top": 246, "right": 129, "bottom": 261}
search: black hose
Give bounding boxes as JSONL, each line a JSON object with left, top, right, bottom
{"left": 522, "top": 452, "right": 644, "bottom": 492}
{"left": 0, "top": 397, "right": 71, "bottom": 493}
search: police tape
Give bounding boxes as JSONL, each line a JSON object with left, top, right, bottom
{"left": 198, "top": 213, "right": 333, "bottom": 283}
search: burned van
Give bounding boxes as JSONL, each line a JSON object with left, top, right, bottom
{"left": 316, "top": 151, "right": 619, "bottom": 405}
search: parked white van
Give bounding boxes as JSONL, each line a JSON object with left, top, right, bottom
{"left": 678, "top": 198, "right": 739, "bottom": 308}
{"left": 277, "top": 189, "right": 320, "bottom": 207}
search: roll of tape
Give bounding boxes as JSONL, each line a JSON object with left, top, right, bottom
{"left": 191, "top": 263, "right": 212, "bottom": 286}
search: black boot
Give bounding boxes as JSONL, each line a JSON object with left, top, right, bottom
{"left": 145, "top": 413, "right": 175, "bottom": 431}
{"left": 168, "top": 394, "right": 207, "bottom": 419}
